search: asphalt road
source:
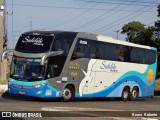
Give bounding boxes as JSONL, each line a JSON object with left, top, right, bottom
{"left": 0, "top": 95, "right": 160, "bottom": 119}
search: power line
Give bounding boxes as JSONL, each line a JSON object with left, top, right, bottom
{"left": 6, "top": 3, "right": 156, "bottom": 12}
{"left": 95, "top": 7, "right": 156, "bottom": 33}
{"left": 92, "top": 0, "right": 159, "bottom": 33}
{"left": 45, "top": 1, "right": 88, "bottom": 26}
{"left": 74, "top": 0, "right": 159, "bottom": 7}
{"left": 6, "top": 4, "right": 158, "bottom": 12}
{"left": 147, "top": 21, "right": 156, "bottom": 26}
{"left": 71, "top": 0, "right": 135, "bottom": 31}
{"left": 6, "top": 1, "right": 158, "bottom": 10}
{"left": 75, "top": 0, "right": 159, "bottom": 4}
{"left": 48, "top": 0, "right": 103, "bottom": 29}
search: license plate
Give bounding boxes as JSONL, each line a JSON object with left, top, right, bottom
{"left": 19, "top": 91, "right": 25, "bottom": 95}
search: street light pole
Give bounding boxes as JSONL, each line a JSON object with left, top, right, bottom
{"left": 114, "top": 30, "right": 119, "bottom": 39}
{"left": 116, "top": 30, "right": 119, "bottom": 39}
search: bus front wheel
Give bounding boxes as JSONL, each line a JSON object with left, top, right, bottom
{"left": 62, "top": 86, "right": 74, "bottom": 102}
{"left": 121, "top": 87, "right": 130, "bottom": 101}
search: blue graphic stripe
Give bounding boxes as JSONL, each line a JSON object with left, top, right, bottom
{"left": 9, "top": 78, "right": 48, "bottom": 86}
{"left": 76, "top": 63, "right": 156, "bottom": 98}
{"left": 8, "top": 78, "right": 60, "bottom": 98}
{"left": 76, "top": 75, "right": 154, "bottom": 98}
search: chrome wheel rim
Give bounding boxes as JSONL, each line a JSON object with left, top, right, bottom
{"left": 132, "top": 90, "right": 137, "bottom": 98}
{"left": 123, "top": 91, "right": 128, "bottom": 99}
{"left": 63, "top": 88, "right": 71, "bottom": 100}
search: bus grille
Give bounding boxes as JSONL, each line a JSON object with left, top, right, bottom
{"left": 11, "top": 84, "right": 35, "bottom": 89}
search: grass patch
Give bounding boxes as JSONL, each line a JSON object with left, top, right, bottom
{"left": 0, "top": 89, "right": 7, "bottom": 94}
{"left": 154, "top": 79, "right": 160, "bottom": 96}
{"left": 155, "top": 79, "right": 160, "bottom": 91}
{"left": 0, "top": 80, "right": 8, "bottom": 85}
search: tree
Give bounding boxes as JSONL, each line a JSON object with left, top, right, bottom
{"left": 158, "top": 4, "right": 160, "bottom": 17}
{"left": 155, "top": 4, "right": 160, "bottom": 42}
{"left": 155, "top": 4, "right": 160, "bottom": 77}
{"left": 121, "top": 5, "right": 160, "bottom": 78}
{"left": 121, "top": 21, "right": 159, "bottom": 49}
{"left": 136, "top": 27, "right": 160, "bottom": 49}
{"left": 121, "top": 21, "right": 145, "bottom": 43}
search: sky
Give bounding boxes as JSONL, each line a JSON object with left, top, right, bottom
{"left": 5, "top": 0, "right": 160, "bottom": 48}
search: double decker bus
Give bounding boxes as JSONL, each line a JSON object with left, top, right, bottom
{"left": 2, "top": 31, "right": 157, "bottom": 101}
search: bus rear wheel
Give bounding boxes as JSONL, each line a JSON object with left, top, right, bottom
{"left": 62, "top": 86, "right": 74, "bottom": 102}
{"left": 130, "top": 87, "right": 139, "bottom": 101}
{"left": 121, "top": 87, "right": 130, "bottom": 101}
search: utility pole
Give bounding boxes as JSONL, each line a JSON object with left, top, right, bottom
{"left": 116, "top": 30, "right": 119, "bottom": 39}
{"left": 0, "top": 0, "right": 5, "bottom": 55}
{"left": 0, "top": 0, "right": 13, "bottom": 81}
{"left": 0, "top": 0, "right": 5, "bottom": 81}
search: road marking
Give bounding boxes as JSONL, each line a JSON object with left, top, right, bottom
{"left": 41, "top": 107, "right": 122, "bottom": 111}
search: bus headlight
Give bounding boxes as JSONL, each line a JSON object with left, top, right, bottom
{"left": 35, "top": 85, "right": 41, "bottom": 88}
{"left": 36, "top": 90, "right": 42, "bottom": 94}
{"left": 8, "top": 81, "right": 12, "bottom": 85}
{"left": 34, "top": 83, "right": 49, "bottom": 88}
{"left": 42, "top": 83, "right": 49, "bottom": 86}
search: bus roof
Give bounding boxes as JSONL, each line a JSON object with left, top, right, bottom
{"left": 77, "top": 32, "right": 156, "bottom": 50}
{"left": 23, "top": 30, "right": 78, "bottom": 37}
{"left": 96, "top": 35, "right": 153, "bottom": 50}
{"left": 22, "top": 30, "right": 156, "bottom": 50}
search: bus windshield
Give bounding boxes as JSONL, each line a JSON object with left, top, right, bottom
{"left": 15, "top": 34, "right": 54, "bottom": 53}
{"left": 10, "top": 57, "right": 45, "bottom": 81}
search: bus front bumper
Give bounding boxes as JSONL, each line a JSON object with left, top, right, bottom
{"left": 8, "top": 84, "right": 62, "bottom": 98}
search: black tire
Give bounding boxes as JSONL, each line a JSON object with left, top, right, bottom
{"left": 121, "top": 87, "right": 130, "bottom": 101}
{"left": 130, "top": 87, "right": 139, "bottom": 101}
{"left": 62, "top": 86, "right": 74, "bottom": 102}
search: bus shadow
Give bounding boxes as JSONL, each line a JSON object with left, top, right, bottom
{"left": 72, "top": 97, "right": 150, "bottom": 102}
{"left": 1, "top": 92, "right": 61, "bottom": 102}
{"left": 1, "top": 92, "right": 150, "bottom": 102}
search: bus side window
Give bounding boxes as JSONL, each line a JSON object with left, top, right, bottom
{"left": 52, "top": 39, "right": 63, "bottom": 51}
{"left": 147, "top": 50, "right": 156, "bottom": 64}
{"left": 105, "top": 43, "right": 118, "bottom": 61}
{"left": 66, "top": 41, "right": 72, "bottom": 54}
{"left": 89, "top": 41, "right": 104, "bottom": 59}
{"left": 71, "top": 45, "right": 84, "bottom": 60}
{"left": 137, "top": 48, "right": 145, "bottom": 64}
{"left": 115, "top": 45, "right": 124, "bottom": 62}
{"left": 131, "top": 47, "right": 138, "bottom": 63}
{"left": 124, "top": 46, "right": 132, "bottom": 62}
{"left": 90, "top": 42, "right": 96, "bottom": 58}
{"left": 45, "top": 56, "right": 64, "bottom": 79}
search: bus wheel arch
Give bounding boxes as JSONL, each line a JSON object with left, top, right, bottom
{"left": 121, "top": 86, "right": 130, "bottom": 101}
{"left": 130, "top": 86, "right": 139, "bottom": 101}
{"left": 62, "top": 84, "right": 75, "bottom": 102}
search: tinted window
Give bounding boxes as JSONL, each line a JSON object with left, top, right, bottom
{"left": 114, "top": 45, "right": 132, "bottom": 62}
{"left": 71, "top": 38, "right": 105, "bottom": 60}
{"left": 124, "top": 46, "right": 132, "bottom": 62}
{"left": 147, "top": 50, "right": 156, "bottom": 64}
{"left": 105, "top": 43, "right": 118, "bottom": 61}
{"left": 71, "top": 38, "right": 157, "bottom": 64}
{"left": 52, "top": 37, "right": 74, "bottom": 56}
{"left": 15, "top": 35, "right": 54, "bottom": 53}
{"left": 71, "top": 39, "right": 89, "bottom": 60}
{"left": 45, "top": 56, "right": 66, "bottom": 78}
{"left": 90, "top": 41, "right": 105, "bottom": 59}
{"left": 130, "top": 48, "right": 156, "bottom": 64}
